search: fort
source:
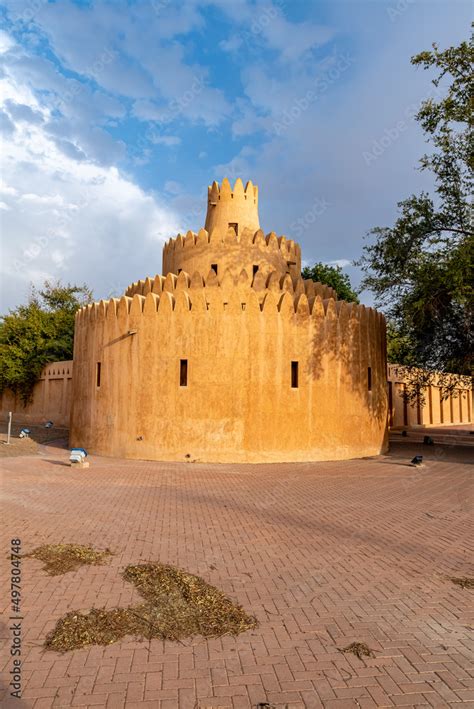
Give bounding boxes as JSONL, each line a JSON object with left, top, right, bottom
{"left": 68, "top": 178, "right": 388, "bottom": 462}
{"left": 2, "top": 179, "right": 470, "bottom": 461}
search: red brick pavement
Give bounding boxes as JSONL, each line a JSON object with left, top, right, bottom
{"left": 1, "top": 443, "right": 473, "bottom": 708}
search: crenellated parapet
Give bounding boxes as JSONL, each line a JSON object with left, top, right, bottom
{"left": 162, "top": 227, "right": 301, "bottom": 279}
{"left": 163, "top": 227, "right": 300, "bottom": 259}
{"left": 124, "top": 267, "right": 336, "bottom": 303}
{"left": 205, "top": 178, "right": 260, "bottom": 234}
{"left": 76, "top": 289, "right": 380, "bottom": 326}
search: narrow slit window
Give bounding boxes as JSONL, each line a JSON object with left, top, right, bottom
{"left": 228, "top": 222, "right": 238, "bottom": 235}
{"left": 367, "top": 366, "right": 372, "bottom": 391}
{"left": 291, "top": 361, "right": 299, "bottom": 389}
{"left": 253, "top": 264, "right": 259, "bottom": 276}
{"left": 96, "top": 362, "right": 101, "bottom": 388}
{"left": 211, "top": 263, "right": 218, "bottom": 274}
{"left": 180, "top": 359, "right": 188, "bottom": 387}
{"left": 177, "top": 268, "right": 182, "bottom": 274}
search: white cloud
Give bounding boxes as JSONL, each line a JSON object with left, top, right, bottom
{"left": 3, "top": 0, "right": 231, "bottom": 128}
{"left": 164, "top": 181, "right": 182, "bottom": 195}
{"left": 219, "top": 36, "right": 242, "bottom": 52}
{"left": 1, "top": 48, "right": 127, "bottom": 166}
{"left": 0, "top": 71, "right": 181, "bottom": 312}
{"left": 0, "top": 29, "right": 15, "bottom": 53}
{"left": 326, "top": 259, "right": 351, "bottom": 269}
{"left": 0, "top": 180, "right": 18, "bottom": 196}
{"left": 150, "top": 134, "right": 181, "bottom": 147}
{"left": 212, "top": 1, "right": 333, "bottom": 63}
{"left": 4, "top": 99, "right": 44, "bottom": 124}
{"left": 19, "top": 193, "right": 67, "bottom": 206}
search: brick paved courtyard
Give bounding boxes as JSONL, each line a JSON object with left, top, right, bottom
{"left": 1, "top": 442, "right": 473, "bottom": 708}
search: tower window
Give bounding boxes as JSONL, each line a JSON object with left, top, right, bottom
{"left": 291, "top": 361, "right": 299, "bottom": 389}
{"left": 228, "top": 222, "right": 238, "bottom": 235}
{"left": 253, "top": 264, "right": 259, "bottom": 276}
{"left": 96, "top": 362, "right": 101, "bottom": 388}
{"left": 177, "top": 268, "right": 182, "bottom": 274}
{"left": 211, "top": 263, "right": 218, "bottom": 274}
{"left": 368, "top": 366, "right": 372, "bottom": 391}
{"left": 180, "top": 359, "right": 188, "bottom": 387}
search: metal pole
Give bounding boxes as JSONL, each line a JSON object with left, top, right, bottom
{"left": 6, "top": 411, "right": 12, "bottom": 445}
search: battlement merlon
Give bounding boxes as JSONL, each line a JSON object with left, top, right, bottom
{"left": 161, "top": 178, "right": 302, "bottom": 279}
{"left": 205, "top": 178, "right": 260, "bottom": 235}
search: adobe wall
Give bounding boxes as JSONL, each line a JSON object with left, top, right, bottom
{"left": 388, "top": 364, "right": 473, "bottom": 427}
{"left": 70, "top": 273, "right": 388, "bottom": 463}
{"left": 0, "top": 361, "right": 73, "bottom": 427}
{"left": 205, "top": 178, "right": 260, "bottom": 234}
{"left": 125, "top": 269, "right": 337, "bottom": 302}
{"left": 162, "top": 229, "right": 302, "bottom": 280}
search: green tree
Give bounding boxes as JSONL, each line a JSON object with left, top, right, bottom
{"left": 0, "top": 281, "right": 93, "bottom": 404}
{"left": 302, "top": 262, "right": 359, "bottom": 303}
{"left": 357, "top": 28, "right": 473, "bottom": 399}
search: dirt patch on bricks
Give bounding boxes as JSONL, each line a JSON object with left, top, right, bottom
{"left": 0, "top": 423, "right": 69, "bottom": 454}
{"left": 24, "top": 544, "right": 113, "bottom": 575}
{"left": 45, "top": 562, "right": 257, "bottom": 651}
{"left": 339, "top": 642, "right": 376, "bottom": 659}
{"left": 450, "top": 576, "right": 474, "bottom": 590}
{"left": 0, "top": 434, "right": 38, "bottom": 457}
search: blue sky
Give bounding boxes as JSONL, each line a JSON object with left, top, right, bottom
{"left": 0, "top": 0, "right": 470, "bottom": 311}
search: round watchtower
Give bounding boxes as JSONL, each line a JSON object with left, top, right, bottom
{"left": 205, "top": 177, "right": 260, "bottom": 234}
{"left": 162, "top": 178, "right": 301, "bottom": 279}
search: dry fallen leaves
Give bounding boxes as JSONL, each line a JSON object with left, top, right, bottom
{"left": 45, "top": 562, "right": 257, "bottom": 652}
{"left": 23, "top": 544, "right": 112, "bottom": 575}
{"left": 339, "top": 642, "right": 376, "bottom": 659}
{"left": 450, "top": 576, "right": 474, "bottom": 590}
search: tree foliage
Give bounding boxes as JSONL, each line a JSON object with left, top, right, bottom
{"left": 302, "top": 262, "right": 359, "bottom": 303}
{"left": 358, "top": 27, "right": 473, "bottom": 399}
{"left": 0, "top": 281, "right": 93, "bottom": 404}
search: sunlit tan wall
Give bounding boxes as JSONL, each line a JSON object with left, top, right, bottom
{"left": 162, "top": 228, "right": 302, "bottom": 281}
{"left": 70, "top": 274, "right": 388, "bottom": 463}
{"left": 0, "top": 361, "right": 73, "bottom": 427}
{"left": 387, "top": 364, "right": 472, "bottom": 427}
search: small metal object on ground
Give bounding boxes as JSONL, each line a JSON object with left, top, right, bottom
{"left": 411, "top": 455, "right": 424, "bottom": 466}
{"left": 70, "top": 460, "right": 89, "bottom": 468}
{"left": 70, "top": 447, "right": 88, "bottom": 467}
{"left": 6, "top": 412, "right": 12, "bottom": 445}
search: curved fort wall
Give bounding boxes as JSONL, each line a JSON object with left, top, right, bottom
{"left": 162, "top": 227, "right": 302, "bottom": 280}
{"left": 70, "top": 272, "right": 388, "bottom": 463}
{"left": 204, "top": 178, "right": 260, "bottom": 234}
